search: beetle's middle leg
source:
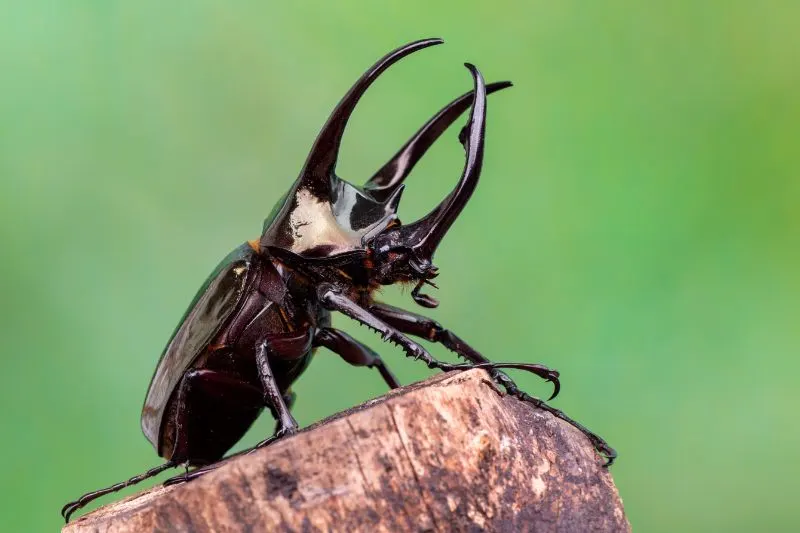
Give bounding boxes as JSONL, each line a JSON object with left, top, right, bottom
{"left": 252, "top": 328, "right": 313, "bottom": 448}
{"left": 314, "top": 327, "right": 401, "bottom": 389}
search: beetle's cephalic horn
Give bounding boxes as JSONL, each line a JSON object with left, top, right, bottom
{"left": 400, "top": 63, "right": 487, "bottom": 263}
{"left": 296, "top": 38, "right": 444, "bottom": 199}
{"left": 364, "top": 81, "right": 511, "bottom": 201}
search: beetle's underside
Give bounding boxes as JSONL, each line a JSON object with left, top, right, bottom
{"left": 62, "top": 38, "right": 616, "bottom": 522}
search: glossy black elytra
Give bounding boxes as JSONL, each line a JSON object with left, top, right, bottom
{"left": 62, "top": 38, "right": 616, "bottom": 522}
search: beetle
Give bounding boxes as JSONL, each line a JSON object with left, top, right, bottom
{"left": 62, "top": 38, "right": 615, "bottom": 522}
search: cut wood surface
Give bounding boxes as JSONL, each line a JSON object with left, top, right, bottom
{"left": 63, "top": 369, "right": 630, "bottom": 533}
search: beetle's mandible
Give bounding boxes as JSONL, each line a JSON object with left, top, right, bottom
{"left": 62, "top": 38, "right": 616, "bottom": 522}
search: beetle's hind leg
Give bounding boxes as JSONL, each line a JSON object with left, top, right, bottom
{"left": 163, "top": 461, "right": 224, "bottom": 486}
{"left": 314, "top": 327, "right": 401, "bottom": 389}
{"left": 61, "top": 461, "right": 177, "bottom": 522}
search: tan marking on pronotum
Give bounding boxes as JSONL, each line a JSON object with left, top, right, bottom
{"left": 289, "top": 189, "right": 358, "bottom": 253}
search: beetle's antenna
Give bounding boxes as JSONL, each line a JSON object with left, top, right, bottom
{"left": 411, "top": 278, "right": 439, "bottom": 308}
{"left": 61, "top": 460, "right": 178, "bottom": 522}
{"left": 365, "top": 81, "right": 512, "bottom": 201}
{"left": 296, "top": 38, "right": 444, "bottom": 198}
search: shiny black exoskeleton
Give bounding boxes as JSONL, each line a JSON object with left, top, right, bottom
{"left": 62, "top": 38, "right": 615, "bottom": 522}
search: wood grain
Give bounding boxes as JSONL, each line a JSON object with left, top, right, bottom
{"left": 64, "top": 369, "right": 629, "bottom": 532}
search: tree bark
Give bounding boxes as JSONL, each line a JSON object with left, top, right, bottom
{"left": 63, "top": 369, "right": 630, "bottom": 532}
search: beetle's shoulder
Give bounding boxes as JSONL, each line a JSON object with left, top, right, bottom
{"left": 140, "top": 243, "right": 259, "bottom": 450}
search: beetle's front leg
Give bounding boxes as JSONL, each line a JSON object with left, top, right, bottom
{"left": 318, "top": 285, "right": 554, "bottom": 377}
{"left": 318, "top": 284, "right": 463, "bottom": 372}
{"left": 368, "top": 301, "right": 617, "bottom": 466}
{"left": 368, "top": 302, "right": 558, "bottom": 397}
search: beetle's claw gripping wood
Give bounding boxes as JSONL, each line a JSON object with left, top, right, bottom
{"left": 255, "top": 425, "right": 298, "bottom": 450}
{"left": 511, "top": 389, "right": 617, "bottom": 466}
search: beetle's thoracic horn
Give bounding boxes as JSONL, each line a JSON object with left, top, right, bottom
{"left": 364, "top": 81, "right": 511, "bottom": 201}
{"left": 401, "top": 63, "right": 487, "bottom": 261}
{"left": 296, "top": 38, "right": 444, "bottom": 198}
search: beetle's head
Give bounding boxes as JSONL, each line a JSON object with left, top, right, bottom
{"left": 260, "top": 39, "right": 501, "bottom": 306}
{"left": 366, "top": 63, "right": 485, "bottom": 307}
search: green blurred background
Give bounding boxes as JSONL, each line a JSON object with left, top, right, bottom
{"left": 2, "top": 2, "right": 798, "bottom": 531}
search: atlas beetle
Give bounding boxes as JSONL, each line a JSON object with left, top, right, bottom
{"left": 62, "top": 38, "right": 616, "bottom": 522}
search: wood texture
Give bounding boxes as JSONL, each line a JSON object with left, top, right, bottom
{"left": 64, "top": 369, "right": 630, "bottom": 532}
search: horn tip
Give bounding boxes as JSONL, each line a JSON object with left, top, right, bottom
{"left": 486, "top": 81, "right": 513, "bottom": 93}
{"left": 410, "top": 37, "right": 445, "bottom": 48}
{"left": 463, "top": 63, "right": 485, "bottom": 84}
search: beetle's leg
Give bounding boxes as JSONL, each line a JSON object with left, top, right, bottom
{"left": 264, "top": 389, "right": 297, "bottom": 436}
{"left": 163, "top": 461, "right": 226, "bottom": 486}
{"left": 368, "top": 301, "right": 519, "bottom": 388}
{"left": 255, "top": 344, "right": 299, "bottom": 444}
{"left": 318, "top": 286, "right": 540, "bottom": 376}
{"left": 61, "top": 461, "right": 177, "bottom": 522}
{"left": 166, "top": 335, "right": 311, "bottom": 485}
{"left": 282, "top": 388, "right": 297, "bottom": 410}
{"left": 318, "top": 285, "right": 458, "bottom": 372}
{"left": 512, "top": 390, "right": 617, "bottom": 466}
{"left": 368, "top": 302, "right": 559, "bottom": 398}
{"left": 163, "top": 443, "right": 263, "bottom": 486}
{"left": 368, "top": 302, "right": 617, "bottom": 466}
{"left": 314, "top": 327, "right": 401, "bottom": 389}
{"left": 253, "top": 330, "right": 313, "bottom": 448}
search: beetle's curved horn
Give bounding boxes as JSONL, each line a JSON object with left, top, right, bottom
{"left": 400, "top": 63, "right": 487, "bottom": 262}
{"left": 296, "top": 38, "right": 444, "bottom": 198}
{"left": 364, "top": 81, "right": 511, "bottom": 201}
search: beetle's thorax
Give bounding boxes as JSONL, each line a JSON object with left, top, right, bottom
{"left": 259, "top": 180, "right": 401, "bottom": 259}
{"left": 287, "top": 188, "right": 360, "bottom": 255}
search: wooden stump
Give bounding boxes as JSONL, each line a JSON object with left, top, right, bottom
{"left": 64, "top": 369, "right": 629, "bottom": 532}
